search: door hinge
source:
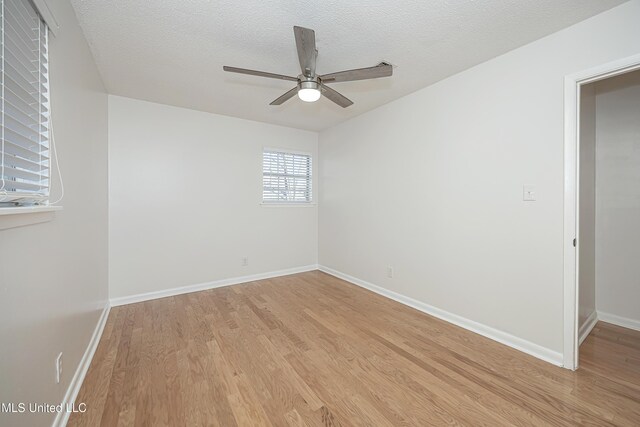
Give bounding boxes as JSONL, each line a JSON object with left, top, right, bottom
{"left": 573, "top": 238, "right": 577, "bottom": 247}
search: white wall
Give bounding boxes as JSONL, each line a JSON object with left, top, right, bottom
{"left": 578, "top": 84, "right": 597, "bottom": 334}
{"left": 319, "top": 0, "right": 640, "bottom": 356}
{"left": 108, "top": 96, "right": 318, "bottom": 300}
{"left": 0, "top": 1, "right": 109, "bottom": 426}
{"left": 595, "top": 70, "right": 640, "bottom": 325}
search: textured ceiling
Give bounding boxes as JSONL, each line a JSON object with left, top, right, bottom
{"left": 70, "top": 0, "right": 626, "bottom": 131}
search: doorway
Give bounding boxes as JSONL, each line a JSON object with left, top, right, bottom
{"left": 564, "top": 54, "right": 640, "bottom": 370}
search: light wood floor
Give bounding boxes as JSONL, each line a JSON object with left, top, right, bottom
{"left": 69, "top": 271, "right": 640, "bottom": 426}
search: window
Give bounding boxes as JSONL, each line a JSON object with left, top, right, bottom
{"left": 0, "top": 0, "right": 50, "bottom": 206}
{"left": 262, "top": 149, "right": 312, "bottom": 203}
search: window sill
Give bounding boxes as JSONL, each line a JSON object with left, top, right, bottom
{"left": 260, "top": 202, "right": 317, "bottom": 208}
{"left": 0, "top": 205, "right": 62, "bottom": 230}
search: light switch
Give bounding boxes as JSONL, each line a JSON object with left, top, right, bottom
{"left": 523, "top": 186, "right": 536, "bottom": 201}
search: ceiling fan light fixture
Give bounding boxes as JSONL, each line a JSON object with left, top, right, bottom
{"left": 298, "top": 81, "right": 321, "bottom": 102}
{"left": 223, "top": 26, "right": 392, "bottom": 108}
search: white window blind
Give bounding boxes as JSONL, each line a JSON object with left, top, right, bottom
{"left": 0, "top": 0, "right": 49, "bottom": 205}
{"left": 263, "top": 149, "right": 312, "bottom": 203}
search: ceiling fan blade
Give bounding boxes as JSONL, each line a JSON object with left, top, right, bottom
{"left": 269, "top": 86, "right": 299, "bottom": 105}
{"left": 320, "top": 62, "right": 392, "bottom": 83}
{"left": 320, "top": 84, "right": 353, "bottom": 108}
{"left": 223, "top": 66, "right": 298, "bottom": 82}
{"left": 293, "top": 26, "right": 317, "bottom": 78}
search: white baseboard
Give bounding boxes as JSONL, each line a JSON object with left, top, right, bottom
{"left": 318, "top": 265, "right": 563, "bottom": 367}
{"left": 578, "top": 310, "right": 598, "bottom": 345}
{"left": 597, "top": 310, "right": 640, "bottom": 332}
{"left": 52, "top": 303, "right": 111, "bottom": 427}
{"left": 110, "top": 264, "right": 319, "bottom": 306}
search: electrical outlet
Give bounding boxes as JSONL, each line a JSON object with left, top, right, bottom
{"left": 55, "top": 352, "right": 63, "bottom": 384}
{"left": 387, "top": 266, "right": 394, "bottom": 278}
{"left": 241, "top": 257, "right": 249, "bottom": 267}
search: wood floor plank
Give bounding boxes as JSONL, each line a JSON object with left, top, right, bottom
{"left": 68, "top": 307, "right": 127, "bottom": 427}
{"left": 69, "top": 271, "right": 640, "bottom": 426}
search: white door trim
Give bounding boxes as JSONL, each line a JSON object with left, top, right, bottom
{"left": 563, "top": 53, "right": 640, "bottom": 370}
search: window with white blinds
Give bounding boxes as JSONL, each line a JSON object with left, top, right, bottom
{"left": 262, "top": 149, "right": 312, "bottom": 203}
{"left": 0, "top": 0, "right": 50, "bottom": 206}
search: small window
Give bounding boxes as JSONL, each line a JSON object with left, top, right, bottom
{"left": 262, "top": 149, "right": 312, "bottom": 203}
{"left": 0, "top": 0, "right": 50, "bottom": 206}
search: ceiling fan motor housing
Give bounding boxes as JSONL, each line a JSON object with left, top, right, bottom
{"left": 299, "top": 80, "right": 319, "bottom": 91}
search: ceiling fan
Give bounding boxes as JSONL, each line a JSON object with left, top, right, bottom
{"left": 223, "top": 26, "right": 393, "bottom": 108}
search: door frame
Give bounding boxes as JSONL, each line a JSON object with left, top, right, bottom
{"left": 563, "top": 53, "right": 640, "bottom": 370}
